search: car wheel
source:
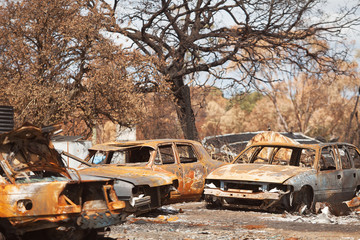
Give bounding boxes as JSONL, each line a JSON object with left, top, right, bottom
{"left": 292, "top": 186, "right": 313, "bottom": 214}
{"left": 205, "top": 196, "right": 222, "bottom": 209}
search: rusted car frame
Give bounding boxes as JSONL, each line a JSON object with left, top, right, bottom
{"left": 0, "top": 125, "right": 127, "bottom": 240}
{"left": 76, "top": 139, "right": 225, "bottom": 214}
{"left": 204, "top": 142, "right": 360, "bottom": 212}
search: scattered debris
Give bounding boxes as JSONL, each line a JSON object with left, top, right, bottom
{"left": 345, "top": 196, "right": 360, "bottom": 213}
{"left": 107, "top": 202, "right": 360, "bottom": 240}
{"left": 242, "top": 224, "right": 266, "bottom": 230}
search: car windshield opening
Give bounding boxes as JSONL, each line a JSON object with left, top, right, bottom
{"left": 0, "top": 142, "right": 66, "bottom": 173}
{"left": 91, "top": 146, "right": 153, "bottom": 165}
{"left": 234, "top": 146, "right": 315, "bottom": 168}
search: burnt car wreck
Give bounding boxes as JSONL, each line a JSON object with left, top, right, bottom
{"left": 204, "top": 142, "right": 360, "bottom": 213}
{"left": 73, "top": 139, "right": 225, "bottom": 215}
{"left": 0, "top": 124, "right": 127, "bottom": 240}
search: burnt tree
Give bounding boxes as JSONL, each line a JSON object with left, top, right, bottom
{"left": 103, "top": 0, "right": 359, "bottom": 140}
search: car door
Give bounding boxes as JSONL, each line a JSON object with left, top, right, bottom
{"left": 346, "top": 146, "right": 360, "bottom": 194}
{"left": 174, "top": 143, "right": 207, "bottom": 200}
{"left": 152, "top": 143, "right": 184, "bottom": 194}
{"left": 315, "top": 146, "right": 343, "bottom": 202}
{"left": 335, "top": 145, "right": 357, "bottom": 200}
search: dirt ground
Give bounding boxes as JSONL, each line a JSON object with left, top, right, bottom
{"left": 102, "top": 201, "right": 360, "bottom": 240}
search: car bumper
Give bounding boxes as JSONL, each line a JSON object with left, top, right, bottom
{"left": 204, "top": 188, "right": 288, "bottom": 200}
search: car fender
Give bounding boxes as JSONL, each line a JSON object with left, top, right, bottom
{"left": 283, "top": 169, "right": 317, "bottom": 192}
{"left": 113, "top": 180, "right": 135, "bottom": 199}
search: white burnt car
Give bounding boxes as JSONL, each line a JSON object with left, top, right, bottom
{"left": 204, "top": 142, "right": 360, "bottom": 213}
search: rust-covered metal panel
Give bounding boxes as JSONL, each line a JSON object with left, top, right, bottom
{"left": 345, "top": 196, "right": 360, "bottom": 213}
{"left": 0, "top": 181, "right": 77, "bottom": 217}
{"left": 246, "top": 131, "right": 298, "bottom": 147}
{"left": 206, "top": 164, "right": 312, "bottom": 183}
{"left": 79, "top": 165, "right": 176, "bottom": 187}
{"left": 204, "top": 188, "right": 288, "bottom": 200}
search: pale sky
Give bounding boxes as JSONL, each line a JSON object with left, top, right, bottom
{"left": 325, "top": 0, "right": 360, "bottom": 58}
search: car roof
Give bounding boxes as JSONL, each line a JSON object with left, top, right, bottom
{"left": 89, "top": 139, "right": 201, "bottom": 151}
{"left": 243, "top": 141, "right": 357, "bottom": 150}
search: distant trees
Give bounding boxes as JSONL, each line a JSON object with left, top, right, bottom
{"left": 0, "top": 0, "right": 164, "bottom": 137}
{"left": 102, "top": 0, "right": 360, "bottom": 140}
{"left": 160, "top": 70, "right": 360, "bottom": 144}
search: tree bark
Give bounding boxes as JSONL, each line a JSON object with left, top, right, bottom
{"left": 172, "top": 76, "right": 199, "bottom": 140}
{"left": 346, "top": 87, "right": 360, "bottom": 143}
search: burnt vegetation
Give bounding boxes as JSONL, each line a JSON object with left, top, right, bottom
{"left": 0, "top": 0, "right": 359, "bottom": 143}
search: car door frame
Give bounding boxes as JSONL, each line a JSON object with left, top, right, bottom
{"left": 334, "top": 144, "right": 357, "bottom": 200}
{"left": 151, "top": 142, "right": 184, "bottom": 195}
{"left": 315, "top": 145, "right": 343, "bottom": 203}
{"left": 173, "top": 142, "right": 207, "bottom": 200}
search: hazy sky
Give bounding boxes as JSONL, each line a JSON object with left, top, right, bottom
{"left": 326, "top": 0, "right": 360, "bottom": 57}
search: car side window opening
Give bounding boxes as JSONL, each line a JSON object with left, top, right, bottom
{"left": 337, "top": 146, "right": 352, "bottom": 169}
{"left": 177, "top": 144, "right": 198, "bottom": 163}
{"left": 348, "top": 147, "right": 360, "bottom": 168}
{"left": 235, "top": 146, "right": 315, "bottom": 168}
{"left": 126, "top": 147, "right": 151, "bottom": 163}
{"left": 155, "top": 145, "right": 175, "bottom": 165}
{"left": 91, "top": 147, "right": 152, "bottom": 165}
{"left": 319, "top": 147, "right": 337, "bottom": 171}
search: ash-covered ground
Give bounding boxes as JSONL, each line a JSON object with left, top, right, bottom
{"left": 102, "top": 202, "right": 360, "bottom": 240}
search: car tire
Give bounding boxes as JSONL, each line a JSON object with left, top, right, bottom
{"left": 205, "top": 196, "right": 222, "bottom": 209}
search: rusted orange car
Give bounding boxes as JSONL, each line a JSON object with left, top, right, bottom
{"left": 0, "top": 124, "right": 127, "bottom": 240}
{"left": 204, "top": 142, "right": 360, "bottom": 213}
{"left": 76, "top": 139, "right": 225, "bottom": 214}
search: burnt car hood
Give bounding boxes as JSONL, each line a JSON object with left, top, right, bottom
{"left": 0, "top": 124, "right": 70, "bottom": 178}
{"left": 206, "top": 164, "right": 312, "bottom": 183}
{"left": 78, "top": 165, "right": 177, "bottom": 187}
